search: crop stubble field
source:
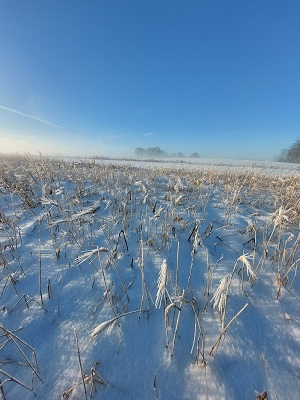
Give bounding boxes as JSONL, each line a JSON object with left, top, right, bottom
{"left": 0, "top": 154, "right": 299, "bottom": 399}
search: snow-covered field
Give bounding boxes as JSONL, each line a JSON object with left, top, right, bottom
{"left": 0, "top": 155, "right": 299, "bottom": 399}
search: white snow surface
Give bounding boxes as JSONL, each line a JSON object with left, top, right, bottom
{"left": 0, "top": 156, "right": 299, "bottom": 400}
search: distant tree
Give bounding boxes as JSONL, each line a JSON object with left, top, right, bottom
{"left": 276, "top": 138, "right": 300, "bottom": 163}
{"left": 134, "top": 147, "right": 166, "bottom": 158}
{"left": 147, "top": 147, "right": 166, "bottom": 158}
{"left": 170, "top": 152, "right": 186, "bottom": 158}
{"left": 190, "top": 152, "right": 200, "bottom": 158}
{"left": 177, "top": 152, "right": 186, "bottom": 158}
{"left": 134, "top": 147, "right": 146, "bottom": 157}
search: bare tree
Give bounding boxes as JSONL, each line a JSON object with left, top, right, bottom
{"left": 276, "top": 138, "right": 300, "bottom": 163}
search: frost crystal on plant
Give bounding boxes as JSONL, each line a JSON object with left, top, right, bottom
{"left": 155, "top": 259, "right": 168, "bottom": 309}
{"left": 210, "top": 276, "right": 229, "bottom": 314}
{"left": 238, "top": 253, "right": 257, "bottom": 283}
{"left": 76, "top": 247, "right": 109, "bottom": 265}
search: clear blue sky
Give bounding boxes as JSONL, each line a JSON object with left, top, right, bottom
{"left": 0, "top": 0, "right": 299, "bottom": 160}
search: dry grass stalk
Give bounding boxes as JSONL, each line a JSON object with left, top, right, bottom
{"left": 170, "top": 296, "right": 183, "bottom": 357}
{"left": 139, "top": 239, "right": 145, "bottom": 319}
{"left": 257, "top": 391, "right": 268, "bottom": 400}
{"left": 153, "top": 373, "right": 158, "bottom": 398}
{"left": 74, "top": 328, "right": 88, "bottom": 400}
{"left": 204, "top": 249, "right": 211, "bottom": 312}
{"left": 276, "top": 256, "right": 300, "bottom": 299}
{"left": 0, "top": 324, "right": 43, "bottom": 397}
{"left": 96, "top": 248, "right": 117, "bottom": 317}
{"left": 61, "top": 362, "right": 106, "bottom": 399}
{"left": 38, "top": 238, "right": 43, "bottom": 305}
{"left": 0, "top": 368, "right": 33, "bottom": 395}
{"left": 237, "top": 253, "right": 257, "bottom": 289}
{"left": 0, "top": 378, "right": 6, "bottom": 400}
{"left": 187, "top": 224, "right": 200, "bottom": 290}
{"left": 93, "top": 282, "right": 114, "bottom": 315}
{"left": 91, "top": 309, "right": 141, "bottom": 337}
{"left": 166, "top": 293, "right": 203, "bottom": 360}
{"left": 211, "top": 276, "right": 230, "bottom": 315}
{"left": 175, "top": 241, "right": 180, "bottom": 295}
{"left": 155, "top": 259, "right": 168, "bottom": 309}
{"left": 9, "top": 294, "right": 47, "bottom": 313}
{"left": 209, "top": 303, "right": 248, "bottom": 356}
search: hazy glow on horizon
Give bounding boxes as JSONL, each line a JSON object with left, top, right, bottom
{"left": 1, "top": 1, "right": 299, "bottom": 160}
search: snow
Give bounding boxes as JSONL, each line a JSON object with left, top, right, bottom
{"left": 0, "top": 155, "right": 299, "bottom": 399}
{"left": 81, "top": 157, "right": 300, "bottom": 176}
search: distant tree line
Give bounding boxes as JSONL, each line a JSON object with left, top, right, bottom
{"left": 276, "top": 138, "right": 300, "bottom": 163}
{"left": 134, "top": 147, "right": 200, "bottom": 159}
{"left": 135, "top": 147, "right": 166, "bottom": 158}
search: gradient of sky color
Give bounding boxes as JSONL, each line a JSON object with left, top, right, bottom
{"left": 0, "top": 0, "right": 300, "bottom": 160}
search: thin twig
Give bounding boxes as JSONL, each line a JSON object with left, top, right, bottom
{"left": 209, "top": 303, "right": 248, "bottom": 356}
{"left": 74, "top": 328, "right": 88, "bottom": 400}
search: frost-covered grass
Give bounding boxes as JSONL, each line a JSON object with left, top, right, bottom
{"left": 0, "top": 154, "right": 299, "bottom": 399}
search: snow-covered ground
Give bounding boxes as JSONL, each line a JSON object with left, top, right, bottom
{"left": 0, "top": 155, "right": 299, "bottom": 399}
{"left": 65, "top": 156, "right": 300, "bottom": 176}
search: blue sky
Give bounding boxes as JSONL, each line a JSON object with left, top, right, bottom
{"left": 0, "top": 0, "right": 299, "bottom": 160}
